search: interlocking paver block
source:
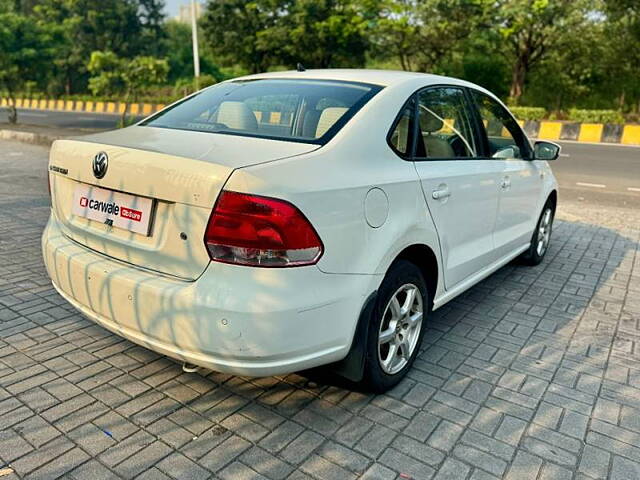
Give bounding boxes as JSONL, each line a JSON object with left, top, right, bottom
{"left": 241, "top": 446, "right": 295, "bottom": 479}
{"left": 453, "top": 444, "right": 507, "bottom": 476}
{"left": 198, "top": 434, "right": 251, "bottom": 471}
{"left": 379, "top": 447, "right": 435, "bottom": 480}
{"left": 3, "top": 139, "right": 640, "bottom": 478}
{"left": 505, "top": 450, "right": 543, "bottom": 479}
{"left": 316, "top": 441, "right": 370, "bottom": 475}
{"left": 611, "top": 455, "right": 640, "bottom": 480}
{"left": 579, "top": 444, "right": 611, "bottom": 479}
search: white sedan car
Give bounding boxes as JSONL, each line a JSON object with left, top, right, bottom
{"left": 42, "top": 69, "right": 559, "bottom": 392}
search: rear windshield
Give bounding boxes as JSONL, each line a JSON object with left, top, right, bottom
{"left": 141, "top": 79, "right": 382, "bottom": 144}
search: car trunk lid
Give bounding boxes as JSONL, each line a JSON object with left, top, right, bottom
{"left": 48, "top": 126, "right": 319, "bottom": 280}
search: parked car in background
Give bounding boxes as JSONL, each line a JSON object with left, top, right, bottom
{"left": 42, "top": 70, "right": 559, "bottom": 392}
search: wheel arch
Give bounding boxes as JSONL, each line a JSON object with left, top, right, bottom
{"left": 393, "top": 243, "right": 439, "bottom": 311}
{"left": 547, "top": 189, "right": 558, "bottom": 212}
{"left": 331, "top": 242, "right": 440, "bottom": 383}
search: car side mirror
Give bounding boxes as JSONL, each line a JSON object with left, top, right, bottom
{"left": 533, "top": 141, "right": 560, "bottom": 161}
{"left": 492, "top": 146, "right": 520, "bottom": 159}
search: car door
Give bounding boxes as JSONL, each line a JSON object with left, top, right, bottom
{"left": 470, "top": 90, "right": 544, "bottom": 258}
{"left": 412, "top": 86, "right": 504, "bottom": 289}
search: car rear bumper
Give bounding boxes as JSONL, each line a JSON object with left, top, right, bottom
{"left": 42, "top": 214, "right": 379, "bottom": 376}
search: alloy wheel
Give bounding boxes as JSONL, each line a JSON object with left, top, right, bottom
{"left": 378, "top": 283, "right": 424, "bottom": 375}
{"left": 536, "top": 208, "right": 552, "bottom": 256}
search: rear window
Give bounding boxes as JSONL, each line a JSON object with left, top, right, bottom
{"left": 141, "top": 79, "right": 382, "bottom": 144}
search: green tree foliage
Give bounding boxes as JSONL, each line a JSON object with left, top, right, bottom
{"left": 164, "top": 20, "right": 223, "bottom": 84}
{"left": 522, "top": 21, "right": 604, "bottom": 111}
{"left": 490, "top": 0, "right": 593, "bottom": 104}
{"left": 32, "top": 0, "right": 166, "bottom": 94}
{"left": 375, "top": 0, "right": 489, "bottom": 72}
{"left": 87, "top": 51, "right": 169, "bottom": 125}
{"left": 201, "top": 0, "right": 376, "bottom": 72}
{"left": 268, "top": 0, "right": 378, "bottom": 68}
{"left": 2, "top": 0, "right": 640, "bottom": 118}
{"left": 201, "top": 0, "right": 287, "bottom": 74}
{"left": 601, "top": 0, "right": 640, "bottom": 111}
{"left": 0, "top": 9, "right": 53, "bottom": 123}
{"left": 138, "top": 0, "right": 168, "bottom": 56}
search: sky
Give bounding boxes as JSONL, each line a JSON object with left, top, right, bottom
{"left": 164, "top": 0, "right": 203, "bottom": 18}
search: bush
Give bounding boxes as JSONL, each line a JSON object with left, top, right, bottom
{"left": 508, "top": 107, "right": 547, "bottom": 121}
{"left": 567, "top": 109, "right": 625, "bottom": 124}
{"left": 173, "top": 75, "right": 218, "bottom": 98}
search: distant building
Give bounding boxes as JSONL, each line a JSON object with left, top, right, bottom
{"left": 176, "top": 2, "right": 203, "bottom": 23}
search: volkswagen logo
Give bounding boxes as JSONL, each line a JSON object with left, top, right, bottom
{"left": 93, "top": 152, "right": 108, "bottom": 179}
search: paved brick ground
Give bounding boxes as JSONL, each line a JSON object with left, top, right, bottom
{"left": 1, "top": 139, "right": 640, "bottom": 479}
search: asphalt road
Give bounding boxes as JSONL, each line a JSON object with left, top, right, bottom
{"left": 0, "top": 108, "right": 142, "bottom": 130}
{"left": 550, "top": 141, "right": 640, "bottom": 209}
{"left": 1, "top": 108, "right": 638, "bottom": 209}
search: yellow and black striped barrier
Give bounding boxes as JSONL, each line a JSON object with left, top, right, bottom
{"left": 0, "top": 97, "right": 166, "bottom": 117}
{"left": 518, "top": 120, "right": 640, "bottom": 146}
{"left": 2, "top": 97, "right": 639, "bottom": 145}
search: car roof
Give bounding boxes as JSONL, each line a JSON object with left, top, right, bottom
{"left": 232, "top": 68, "right": 482, "bottom": 89}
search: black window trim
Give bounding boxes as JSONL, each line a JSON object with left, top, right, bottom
{"left": 387, "top": 83, "right": 489, "bottom": 162}
{"left": 140, "top": 78, "right": 384, "bottom": 146}
{"left": 466, "top": 86, "right": 534, "bottom": 160}
{"left": 386, "top": 95, "right": 417, "bottom": 159}
{"left": 413, "top": 85, "right": 487, "bottom": 161}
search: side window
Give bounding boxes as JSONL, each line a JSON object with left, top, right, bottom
{"left": 471, "top": 91, "right": 529, "bottom": 159}
{"left": 416, "top": 87, "right": 477, "bottom": 159}
{"left": 388, "top": 98, "right": 415, "bottom": 156}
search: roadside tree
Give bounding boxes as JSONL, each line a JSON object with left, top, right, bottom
{"left": 201, "top": 0, "right": 288, "bottom": 74}
{"left": 0, "top": 10, "right": 52, "bottom": 123}
{"left": 266, "top": 0, "right": 377, "bottom": 69}
{"left": 492, "top": 0, "right": 593, "bottom": 104}
{"left": 87, "top": 51, "right": 169, "bottom": 126}
{"left": 375, "top": 0, "right": 489, "bottom": 73}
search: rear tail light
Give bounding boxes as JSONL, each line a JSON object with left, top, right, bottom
{"left": 204, "top": 190, "right": 323, "bottom": 267}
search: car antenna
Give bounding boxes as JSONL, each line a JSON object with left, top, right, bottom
{"left": 296, "top": 63, "right": 306, "bottom": 72}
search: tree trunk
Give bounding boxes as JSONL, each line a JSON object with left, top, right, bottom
{"left": 8, "top": 104, "right": 17, "bottom": 124}
{"left": 509, "top": 59, "right": 527, "bottom": 105}
{"left": 618, "top": 90, "right": 625, "bottom": 110}
{"left": 7, "top": 92, "right": 17, "bottom": 124}
{"left": 399, "top": 54, "right": 407, "bottom": 71}
{"left": 119, "top": 90, "right": 131, "bottom": 128}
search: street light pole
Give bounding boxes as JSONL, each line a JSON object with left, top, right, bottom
{"left": 191, "top": 0, "right": 201, "bottom": 90}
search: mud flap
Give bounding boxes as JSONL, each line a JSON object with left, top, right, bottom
{"left": 331, "top": 291, "right": 378, "bottom": 382}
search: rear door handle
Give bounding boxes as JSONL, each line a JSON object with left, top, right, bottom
{"left": 432, "top": 187, "right": 451, "bottom": 200}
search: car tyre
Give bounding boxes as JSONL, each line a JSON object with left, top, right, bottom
{"left": 362, "top": 260, "right": 428, "bottom": 392}
{"left": 521, "top": 202, "right": 554, "bottom": 266}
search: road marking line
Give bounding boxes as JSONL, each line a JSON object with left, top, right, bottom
{"left": 628, "top": 187, "right": 640, "bottom": 192}
{"left": 8, "top": 152, "right": 23, "bottom": 156}
{"left": 20, "top": 112, "right": 48, "bottom": 117}
{"left": 576, "top": 182, "right": 606, "bottom": 188}
{"left": 559, "top": 153, "right": 570, "bottom": 157}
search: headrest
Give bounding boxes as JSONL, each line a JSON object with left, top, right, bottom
{"left": 216, "top": 101, "right": 258, "bottom": 130}
{"left": 315, "top": 107, "right": 348, "bottom": 138}
{"left": 420, "top": 111, "right": 444, "bottom": 133}
{"left": 302, "top": 110, "right": 321, "bottom": 138}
